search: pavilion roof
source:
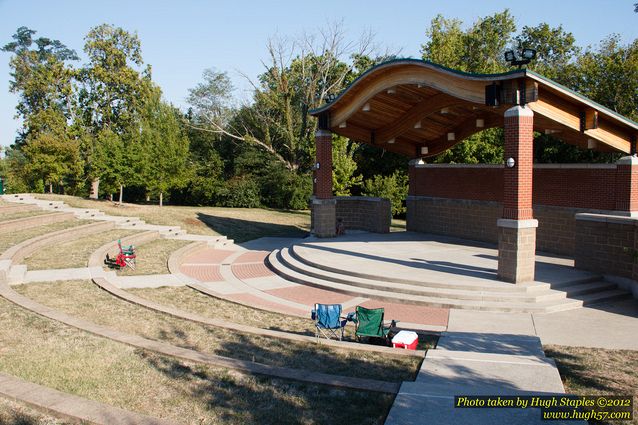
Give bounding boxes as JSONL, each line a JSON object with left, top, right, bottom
{"left": 310, "top": 59, "right": 638, "bottom": 158}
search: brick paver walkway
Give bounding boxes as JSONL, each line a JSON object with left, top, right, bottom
{"left": 177, "top": 240, "right": 450, "bottom": 331}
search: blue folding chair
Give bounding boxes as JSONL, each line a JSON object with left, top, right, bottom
{"left": 312, "top": 303, "right": 347, "bottom": 341}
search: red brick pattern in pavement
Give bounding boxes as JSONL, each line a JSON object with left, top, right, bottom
{"left": 225, "top": 292, "right": 309, "bottom": 315}
{"left": 360, "top": 300, "right": 449, "bottom": 327}
{"left": 180, "top": 265, "right": 224, "bottom": 282}
{"left": 266, "top": 285, "right": 352, "bottom": 305}
{"left": 234, "top": 251, "right": 270, "bottom": 264}
{"left": 183, "top": 248, "right": 235, "bottom": 264}
{"left": 232, "top": 263, "right": 274, "bottom": 280}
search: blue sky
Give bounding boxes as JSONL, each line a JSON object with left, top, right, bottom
{"left": 1, "top": 0, "right": 636, "bottom": 148}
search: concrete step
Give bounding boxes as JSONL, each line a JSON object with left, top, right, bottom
{"left": 557, "top": 280, "right": 619, "bottom": 297}
{"left": 7, "top": 265, "right": 27, "bottom": 285}
{"left": 280, "top": 247, "right": 566, "bottom": 304}
{"left": 289, "top": 244, "right": 549, "bottom": 293}
{"left": 572, "top": 288, "right": 632, "bottom": 306}
{"left": 214, "top": 238, "right": 235, "bottom": 249}
{"left": 267, "top": 249, "right": 585, "bottom": 313}
{"left": 165, "top": 233, "right": 221, "bottom": 243}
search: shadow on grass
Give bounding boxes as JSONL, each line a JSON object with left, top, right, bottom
{"left": 0, "top": 414, "right": 43, "bottom": 425}
{"left": 140, "top": 350, "right": 393, "bottom": 425}
{"left": 144, "top": 324, "right": 420, "bottom": 383}
{"left": 543, "top": 347, "right": 620, "bottom": 394}
{"left": 196, "top": 213, "right": 308, "bottom": 243}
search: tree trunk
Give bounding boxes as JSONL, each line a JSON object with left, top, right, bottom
{"left": 119, "top": 185, "right": 123, "bottom": 204}
{"left": 146, "top": 195, "right": 150, "bottom": 202}
{"left": 159, "top": 192, "right": 163, "bottom": 207}
{"left": 90, "top": 178, "right": 100, "bottom": 199}
{"left": 48, "top": 183, "right": 53, "bottom": 194}
{"left": 108, "top": 194, "right": 113, "bottom": 202}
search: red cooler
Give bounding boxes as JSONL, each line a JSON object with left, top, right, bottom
{"left": 392, "top": 330, "right": 419, "bottom": 350}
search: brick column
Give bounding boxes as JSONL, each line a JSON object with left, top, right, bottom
{"left": 615, "top": 155, "right": 638, "bottom": 216}
{"left": 311, "top": 129, "right": 336, "bottom": 237}
{"left": 498, "top": 106, "right": 538, "bottom": 283}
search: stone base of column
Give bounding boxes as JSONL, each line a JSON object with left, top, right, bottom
{"left": 311, "top": 197, "right": 336, "bottom": 238}
{"left": 497, "top": 218, "right": 538, "bottom": 283}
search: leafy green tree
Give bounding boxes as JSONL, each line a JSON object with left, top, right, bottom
{"left": 573, "top": 35, "right": 638, "bottom": 121}
{"left": 420, "top": 12, "right": 515, "bottom": 163}
{"left": 433, "top": 129, "right": 504, "bottom": 164}
{"left": 140, "top": 100, "right": 190, "bottom": 206}
{"left": 2, "top": 27, "right": 78, "bottom": 146}
{"left": 79, "top": 24, "right": 154, "bottom": 201}
{"left": 2, "top": 27, "right": 82, "bottom": 192}
{"left": 421, "top": 10, "right": 515, "bottom": 73}
{"left": 515, "top": 23, "right": 580, "bottom": 81}
{"left": 362, "top": 171, "right": 408, "bottom": 217}
{"left": 22, "top": 133, "right": 83, "bottom": 193}
{"left": 332, "top": 135, "right": 362, "bottom": 196}
{"left": 421, "top": 16, "right": 465, "bottom": 70}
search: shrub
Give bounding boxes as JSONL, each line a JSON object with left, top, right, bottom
{"left": 259, "top": 167, "right": 312, "bottom": 210}
{"left": 217, "top": 177, "right": 261, "bottom": 208}
{"left": 362, "top": 171, "right": 408, "bottom": 217}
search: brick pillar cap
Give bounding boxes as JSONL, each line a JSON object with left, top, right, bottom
{"left": 504, "top": 105, "right": 534, "bottom": 118}
{"left": 315, "top": 129, "right": 332, "bottom": 137}
{"left": 616, "top": 155, "right": 638, "bottom": 165}
{"left": 497, "top": 218, "right": 538, "bottom": 229}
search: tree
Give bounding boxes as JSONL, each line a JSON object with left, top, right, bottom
{"left": 22, "top": 133, "right": 83, "bottom": 193}
{"left": 362, "top": 171, "right": 408, "bottom": 217}
{"left": 79, "top": 24, "right": 154, "bottom": 201}
{"left": 573, "top": 35, "right": 638, "bottom": 121}
{"left": 332, "top": 135, "right": 362, "bottom": 196}
{"left": 421, "top": 10, "right": 516, "bottom": 73}
{"left": 2, "top": 27, "right": 82, "bottom": 192}
{"left": 421, "top": 16, "right": 465, "bottom": 70}
{"left": 188, "top": 23, "right": 378, "bottom": 172}
{"left": 141, "top": 100, "right": 190, "bottom": 206}
{"left": 515, "top": 23, "right": 580, "bottom": 81}
{"left": 420, "top": 12, "right": 515, "bottom": 163}
{"left": 2, "top": 27, "right": 78, "bottom": 145}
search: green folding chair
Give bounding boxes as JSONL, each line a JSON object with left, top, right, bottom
{"left": 354, "top": 306, "right": 394, "bottom": 343}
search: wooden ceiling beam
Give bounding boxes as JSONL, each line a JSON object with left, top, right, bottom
{"left": 422, "top": 115, "right": 502, "bottom": 157}
{"left": 375, "top": 94, "right": 467, "bottom": 143}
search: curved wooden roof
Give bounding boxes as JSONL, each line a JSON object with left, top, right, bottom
{"left": 310, "top": 59, "right": 638, "bottom": 158}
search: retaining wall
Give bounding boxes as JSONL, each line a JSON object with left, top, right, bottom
{"left": 335, "top": 196, "right": 391, "bottom": 234}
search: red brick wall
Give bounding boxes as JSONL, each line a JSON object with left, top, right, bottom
{"left": 409, "top": 164, "right": 619, "bottom": 211}
{"left": 314, "top": 131, "right": 333, "bottom": 199}
{"left": 503, "top": 109, "right": 534, "bottom": 220}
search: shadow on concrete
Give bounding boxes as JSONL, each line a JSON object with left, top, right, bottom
{"left": 439, "top": 331, "right": 544, "bottom": 356}
{"left": 300, "top": 243, "right": 500, "bottom": 281}
{"left": 196, "top": 212, "right": 308, "bottom": 244}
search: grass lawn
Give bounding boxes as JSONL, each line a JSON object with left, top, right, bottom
{"left": 0, "top": 296, "right": 393, "bottom": 424}
{"left": 545, "top": 345, "right": 638, "bottom": 425}
{"left": 24, "top": 229, "right": 139, "bottom": 270}
{"left": 0, "top": 219, "right": 83, "bottom": 254}
{"left": 0, "top": 398, "right": 67, "bottom": 425}
{"left": 0, "top": 209, "right": 53, "bottom": 221}
{"left": 14, "top": 280, "right": 422, "bottom": 383}
{"left": 118, "top": 238, "right": 192, "bottom": 276}
{"left": 35, "top": 194, "right": 310, "bottom": 243}
{"left": 130, "top": 286, "right": 316, "bottom": 335}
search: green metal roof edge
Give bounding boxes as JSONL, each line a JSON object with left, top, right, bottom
{"left": 309, "top": 58, "right": 525, "bottom": 115}
{"left": 310, "top": 59, "right": 638, "bottom": 132}
{"left": 525, "top": 69, "right": 638, "bottom": 130}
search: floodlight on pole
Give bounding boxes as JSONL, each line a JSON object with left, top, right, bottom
{"left": 504, "top": 48, "right": 537, "bottom": 69}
